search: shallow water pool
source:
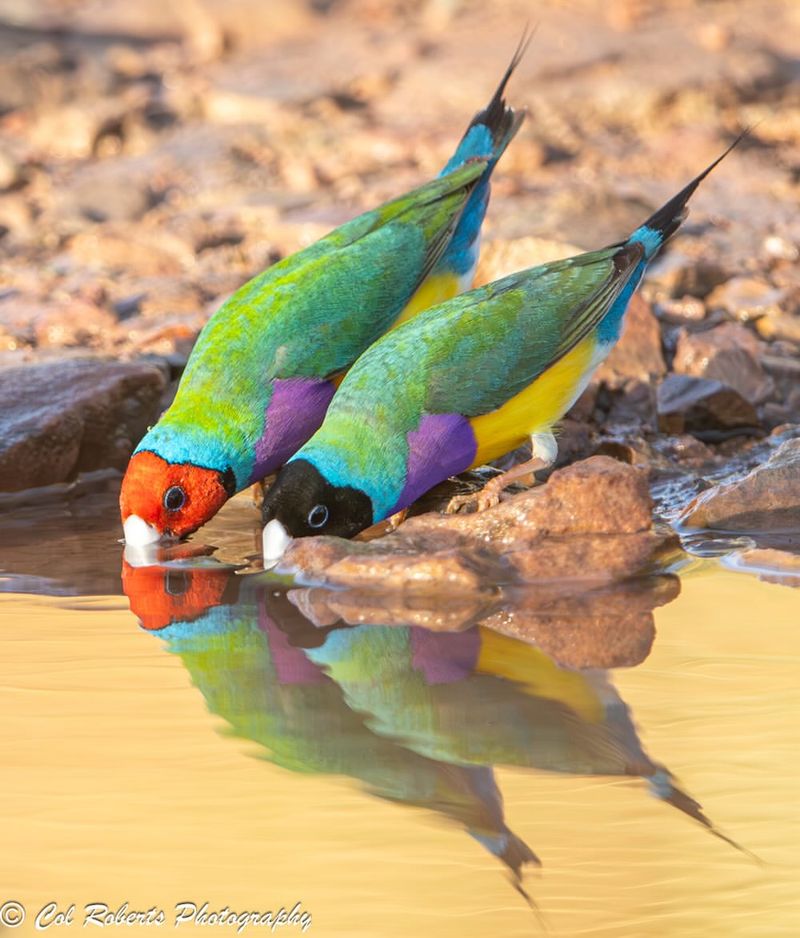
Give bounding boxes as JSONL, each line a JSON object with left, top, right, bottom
{"left": 0, "top": 490, "right": 798, "bottom": 937}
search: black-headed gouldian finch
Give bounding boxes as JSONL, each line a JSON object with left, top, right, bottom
{"left": 120, "top": 37, "right": 529, "bottom": 548}
{"left": 261, "top": 138, "right": 742, "bottom": 561}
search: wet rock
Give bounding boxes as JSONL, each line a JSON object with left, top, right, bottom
{"left": 293, "top": 573, "right": 679, "bottom": 671}
{"left": 594, "top": 431, "right": 662, "bottom": 467}
{"left": 0, "top": 357, "right": 166, "bottom": 491}
{"left": 726, "top": 547, "right": 800, "bottom": 587}
{"left": 479, "top": 575, "right": 680, "bottom": 670}
{"left": 652, "top": 434, "right": 715, "bottom": 468}
{"left": 680, "top": 437, "right": 800, "bottom": 533}
{"left": 292, "top": 586, "right": 494, "bottom": 633}
{"left": 595, "top": 294, "right": 666, "bottom": 386}
{"left": 657, "top": 374, "right": 760, "bottom": 437}
{"left": 282, "top": 457, "right": 674, "bottom": 592}
{"left": 672, "top": 323, "right": 774, "bottom": 404}
{"left": 705, "top": 276, "right": 784, "bottom": 323}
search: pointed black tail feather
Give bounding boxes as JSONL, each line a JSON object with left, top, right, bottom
{"left": 464, "top": 25, "right": 534, "bottom": 154}
{"left": 638, "top": 129, "right": 749, "bottom": 249}
{"left": 649, "top": 767, "right": 761, "bottom": 862}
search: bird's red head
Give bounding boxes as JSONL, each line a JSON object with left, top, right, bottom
{"left": 120, "top": 451, "right": 235, "bottom": 546}
{"left": 121, "top": 559, "right": 233, "bottom": 631}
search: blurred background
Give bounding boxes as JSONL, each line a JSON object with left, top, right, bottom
{"left": 1, "top": 0, "right": 798, "bottom": 359}
{"left": 1, "top": 0, "right": 799, "bottom": 495}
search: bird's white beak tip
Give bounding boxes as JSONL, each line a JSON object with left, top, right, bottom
{"left": 262, "top": 519, "right": 293, "bottom": 566}
{"left": 123, "top": 514, "right": 163, "bottom": 548}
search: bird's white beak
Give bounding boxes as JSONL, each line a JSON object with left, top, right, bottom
{"left": 123, "top": 514, "right": 162, "bottom": 547}
{"left": 262, "top": 519, "right": 293, "bottom": 566}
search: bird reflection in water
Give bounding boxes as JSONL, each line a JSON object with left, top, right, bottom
{"left": 122, "top": 553, "right": 744, "bottom": 901}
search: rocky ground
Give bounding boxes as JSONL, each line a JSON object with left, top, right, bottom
{"left": 1, "top": 0, "right": 799, "bottom": 588}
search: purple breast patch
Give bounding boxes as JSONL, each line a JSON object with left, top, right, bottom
{"left": 259, "top": 605, "right": 326, "bottom": 686}
{"left": 410, "top": 627, "right": 481, "bottom": 685}
{"left": 391, "top": 412, "right": 477, "bottom": 514}
{"left": 250, "top": 377, "right": 336, "bottom": 482}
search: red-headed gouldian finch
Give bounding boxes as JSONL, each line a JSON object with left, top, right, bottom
{"left": 119, "top": 36, "right": 529, "bottom": 548}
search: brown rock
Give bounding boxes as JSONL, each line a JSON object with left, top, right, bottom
{"left": 67, "top": 227, "right": 193, "bottom": 277}
{"left": 657, "top": 374, "right": 759, "bottom": 436}
{"left": 648, "top": 254, "right": 729, "bottom": 299}
{"left": 293, "top": 573, "right": 680, "bottom": 672}
{"left": 680, "top": 437, "right": 800, "bottom": 533}
{"left": 0, "top": 358, "right": 166, "bottom": 491}
{"left": 706, "top": 276, "right": 784, "bottom": 323}
{"left": 595, "top": 294, "right": 666, "bottom": 386}
{"left": 762, "top": 355, "right": 800, "bottom": 409}
{"left": 409, "top": 456, "right": 654, "bottom": 541}
{"left": 755, "top": 309, "right": 800, "bottom": 344}
{"left": 0, "top": 295, "right": 119, "bottom": 350}
{"left": 34, "top": 300, "right": 119, "bottom": 349}
{"left": 479, "top": 575, "right": 680, "bottom": 670}
{"left": 655, "top": 295, "right": 706, "bottom": 324}
{"left": 28, "top": 103, "right": 128, "bottom": 161}
{"left": 280, "top": 458, "right": 671, "bottom": 592}
{"left": 672, "top": 323, "right": 774, "bottom": 404}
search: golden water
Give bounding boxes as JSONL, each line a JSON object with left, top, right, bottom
{"left": 1, "top": 559, "right": 799, "bottom": 937}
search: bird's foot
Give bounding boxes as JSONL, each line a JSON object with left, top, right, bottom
{"left": 445, "top": 478, "right": 506, "bottom": 515}
{"left": 444, "top": 450, "right": 552, "bottom": 516}
{"left": 386, "top": 507, "right": 409, "bottom": 531}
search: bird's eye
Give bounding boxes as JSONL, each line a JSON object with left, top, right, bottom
{"left": 307, "top": 504, "right": 329, "bottom": 529}
{"left": 163, "top": 485, "right": 186, "bottom": 512}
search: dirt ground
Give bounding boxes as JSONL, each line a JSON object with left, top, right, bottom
{"left": 0, "top": 0, "right": 799, "bottom": 500}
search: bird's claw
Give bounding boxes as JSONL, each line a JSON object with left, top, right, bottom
{"left": 444, "top": 484, "right": 502, "bottom": 515}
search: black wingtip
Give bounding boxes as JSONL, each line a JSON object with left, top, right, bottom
{"left": 469, "top": 24, "right": 535, "bottom": 142}
{"left": 640, "top": 128, "right": 749, "bottom": 244}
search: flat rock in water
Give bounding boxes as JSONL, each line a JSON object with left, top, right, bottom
{"left": 282, "top": 457, "right": 675, "bottom": 593}
{"left": 292, "top": 573, "right": 680, "bottom": 671}
{"left": 0, "top": 357, "right": 166, "bottom": 491}
{"left": 726, "top": 547, "right": 800, "bottom": 587}
{"left": 680, "top": 437, "right": 800, "bottom": 533}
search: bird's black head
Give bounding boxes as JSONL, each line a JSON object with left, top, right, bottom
{"left": 261, "top": 459, "right": 374, "bottom": 563}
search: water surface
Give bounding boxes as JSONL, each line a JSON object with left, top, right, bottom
{"left": 1, "top": 490, "right": 798, "bottom": 937}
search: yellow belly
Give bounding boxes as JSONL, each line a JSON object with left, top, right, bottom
{"left": 470, "top": 334, "right": 597, "bottom": 467}
{"left": 475, "top": 627, "right": 604, "bottom": 723}
{"left": 391, "top": 272, "right": 464, "bottom": 329}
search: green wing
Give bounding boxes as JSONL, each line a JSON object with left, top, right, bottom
{"left": 327, "top": 243, "right": 643, "bottom": 431}
{"left": 163, "top": 159, "right": 489, "bottom": 461}
{"left": 182, "top": 159, "right": 489, "bottom": 387}
{"left": 420, "top": 242, "right": 644, "bottom": 417}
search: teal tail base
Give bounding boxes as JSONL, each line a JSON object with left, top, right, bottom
{"left": 437, "top": 29, "right": 531, "bottom": 277}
